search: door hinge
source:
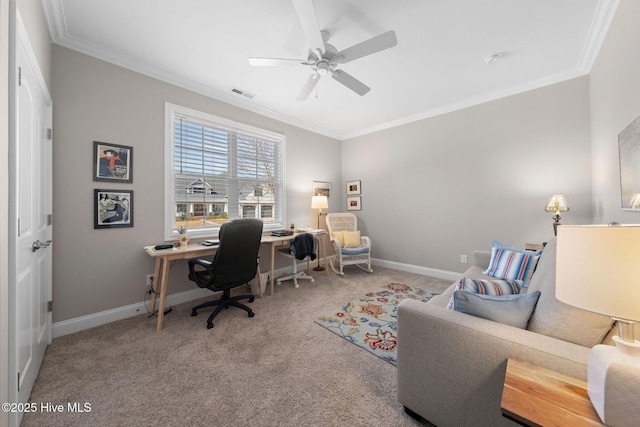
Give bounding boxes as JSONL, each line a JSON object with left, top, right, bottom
{"left": 17, "top": 218, "right": 20, "bottom": 237}
{"left": 47, "top": 214, "right": 53, "bottom": 226}
{"left": 46, "top": 128, "right": 52, "bottom": 140}
{"left": 47, "top": 301, "right": 53, "bottom": 313}
{"left": 17, "top": 372, "right": 20, "bottom": 391}
{"left": 18, "top": 66, "right": 21, "bottom": 86}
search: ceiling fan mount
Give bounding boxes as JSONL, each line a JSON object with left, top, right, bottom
{"left": 248, "top": 0, "right": 397, "bottom": 101}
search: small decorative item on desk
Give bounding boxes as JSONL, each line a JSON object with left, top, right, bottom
{"left": 175, "top": 215, "right": 190, "bottom": 247}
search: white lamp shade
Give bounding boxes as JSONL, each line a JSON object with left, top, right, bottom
{"left": 311, "top": 195, "right": 328, "bottom": 210}
{"left": 545, "top": 195, "right": 570, "bottom": 213}
{"left": 556, "top": 225, "right": 640, "bottom": 322}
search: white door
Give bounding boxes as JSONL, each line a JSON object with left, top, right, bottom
{"left": 11, "top": 21, "right": 53, "bottom": 425}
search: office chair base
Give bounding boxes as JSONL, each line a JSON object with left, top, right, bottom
{"left": 277, "top": 273, "right": 314, "bottom": 288}
{"left": 191, "top": 291, "right": 255, "bottom": 329}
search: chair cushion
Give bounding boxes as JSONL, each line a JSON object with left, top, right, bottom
{"left": 343, "top": 231, "right": 361, "bottom": 248}
{"left": 483, "top": 241, "right": 541, "bottom": 285}
{"left": 341, "top": 246, "right": 369, "bottom": 256}
{"left": 445, "top": 277, "right": 524, "bottom": 309}
{"left": 452, "top": 291, "right": 541, "bottom": 329}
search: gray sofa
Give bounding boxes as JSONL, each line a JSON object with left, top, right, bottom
{"left": 397, "top": 237, "right": 616, "bottom": 427}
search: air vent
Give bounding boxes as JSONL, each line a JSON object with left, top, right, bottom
{"left": 229, "top": 87, "right": 255, "bottom": 99}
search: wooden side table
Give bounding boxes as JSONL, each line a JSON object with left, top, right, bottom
{"left": 501, "top": 358, "right": 604, "bottom": 427}
{"left": 525, "top": 243, "right": 546, "bottom": 251}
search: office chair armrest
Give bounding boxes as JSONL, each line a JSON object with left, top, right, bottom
{"left": 188, "top": 258, "right": 212, "bottom": 275}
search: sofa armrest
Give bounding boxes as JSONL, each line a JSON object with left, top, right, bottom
{"left": 397, "top": 299, "right": 590, "bottom": 427}
{"left": 473, "top": 250, "right": 491, "bottom": 269}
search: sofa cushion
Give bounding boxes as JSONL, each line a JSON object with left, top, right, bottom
{"left": 484, "top": 241, "right": 541, "bottom": 285}
{"left": 445, "top": 277, "right": 524, "bottom": 309}
{"left": 452, "top": 290, "right": 541, "bottom": 329}
{"left": 526, "top": 237, "right": 614, "bottom": 347}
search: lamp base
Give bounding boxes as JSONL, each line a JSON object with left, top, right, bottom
{"left": 588, "top": 342, "right": 640, "bottom": 426}
{"left": 312, "top": 266, "right": 325, "bottom": 271}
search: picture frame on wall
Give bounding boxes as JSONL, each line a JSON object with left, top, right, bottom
{"left": 347, "top": 196, "right": 361, "bottom": 211}
{"left": 346, "top": 180, "right": 361, "bottom": 195}
{"left": 312, "top": 181, "right": 332, "bottom": 198}
{"left": 93, "top": 141, "right": 133, "bottom": 183}
{"left": 618, "top": 114, "right": 640, "bottom": 210}
{"left": 94, "top": 189, "right": 134, "bottom": 229}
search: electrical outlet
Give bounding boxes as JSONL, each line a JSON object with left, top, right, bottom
{"left": 460, "top": 254, "right": 468, "bottom": 264}
{"left": 146, "top": 274, "right": 154, "bottom": 288}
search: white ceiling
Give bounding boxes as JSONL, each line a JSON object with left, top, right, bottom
{"left": 41, "top": 0, "right": 618, "bottom": 140}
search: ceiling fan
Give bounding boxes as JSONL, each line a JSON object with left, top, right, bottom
{"left": 248, "top": 0, "right": 398, "bottom": 100}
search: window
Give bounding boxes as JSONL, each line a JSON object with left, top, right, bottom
{"left": 165, "top": 103, "right": 285, "bottom": 239}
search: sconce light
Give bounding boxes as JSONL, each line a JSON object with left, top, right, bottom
{"left": 544, "top": 195, "right": 569, "bottom": 236}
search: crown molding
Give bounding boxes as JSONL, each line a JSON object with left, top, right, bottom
{"left": 41, "top": 0, "right": 621, "bottom": 142}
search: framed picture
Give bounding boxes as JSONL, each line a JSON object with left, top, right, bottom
{"left": 94, "top": 189, "right": 134, "bottom": 229}
{"left": 619, "top": 114, "right": 640, "bottom": 210}
{"left": 93, "top": 141, "right": 133, "bottom": 183}
{"left": 347, "top": 196, "right": 361, "bottom": 211}
{"left": 346, "top": 180, "right": 361, "bottom": 195}
{"left": 312, "top": 181, "right": 332, "bottom": 199}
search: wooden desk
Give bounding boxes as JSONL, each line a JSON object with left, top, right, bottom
{"left": 501, "top": 358, "right": 604, "bottom": 427}
{"left": 144, "top": 231, "right": 327, "bottom": 331}
{"left": 145, "top": 244, "right": 218, "bottom": 331}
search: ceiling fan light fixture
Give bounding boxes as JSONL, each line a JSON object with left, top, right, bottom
{"left": 316, "top": 61, "right": 329, "bottom": 75}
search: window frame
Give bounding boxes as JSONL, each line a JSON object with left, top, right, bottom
{"left": 164, "top": 103, "right": 286, "bottom": 240}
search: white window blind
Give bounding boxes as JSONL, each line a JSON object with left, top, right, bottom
{"left": 164, "top": 103, "right": 285, "bottom": 239}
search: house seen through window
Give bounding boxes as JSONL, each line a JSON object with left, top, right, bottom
{"left": 165, "top": 103, "right": 285, "bottom": 239}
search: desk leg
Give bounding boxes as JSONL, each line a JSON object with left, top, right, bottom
{"left": 156, "top": 257, "right": 170, "bottom": 331}
{"left": 150, "top": 257, "right": 162, "bottom": 314}
{"left": 270, "top": 242, "right": 275, "bottom": 296}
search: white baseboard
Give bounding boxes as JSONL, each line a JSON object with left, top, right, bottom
{"left": 371, "top": 258, "right": 460, "bottom": 282}
{"left": 52, "top": 287, "right": 211, "bottom": 338}
{"left": 52, "top": 259, "right": 457, "bottom": 338}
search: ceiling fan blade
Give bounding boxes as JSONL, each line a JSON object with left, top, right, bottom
{"left": 292, "top": 0, "right": 325, "bottom": 55}
{"left": 248, "top": 57, "right": 308, "bottom": 67}
{"left": 336, "top": 30, "right": 398, "bottom": 64}
{"left": 330, "top": 69, "right": 370, "bottom": 96}
{"left": 297, "top": 73, "right": 321, "bottom": 101}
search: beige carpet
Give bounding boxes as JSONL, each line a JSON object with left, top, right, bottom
{"left": 22, "top": 267, "right": 451, "bottom": 427}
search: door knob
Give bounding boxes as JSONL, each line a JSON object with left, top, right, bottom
{"left": 32, "top": 240, "right": 52, "bottom": 252}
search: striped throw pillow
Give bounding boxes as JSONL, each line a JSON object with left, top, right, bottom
{"left": 446, "top": 277, "right": 524, "bottom": 309}
{"left": 483, "top": 242, "right": 541, "bottom": 284}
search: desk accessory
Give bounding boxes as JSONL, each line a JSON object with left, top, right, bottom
{"left": 556, "top": 224, "right": 640, "bottom": 427}
{"left": 154, "top": 244, "right": 174, "bottom": 250}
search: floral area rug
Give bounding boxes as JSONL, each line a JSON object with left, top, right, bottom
{"left": 314, "top": 283, "right": 438, "bottom": 365}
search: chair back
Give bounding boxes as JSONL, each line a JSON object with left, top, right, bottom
{"left": 326, "top": 213, "right": 358, "bottom": 241}
{"left": 209, "top": 218, "right": 263, "bottom": 290}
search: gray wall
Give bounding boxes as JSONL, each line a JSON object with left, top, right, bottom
{"left": 51, "top": 45, "right": 341, "bottom": 323}
{"left": 49, "top": 0, "right": 640, "bottom": 324}
{"left": 590, "top": 0, "right": 640, "bottom": 224}
{"left": 341, "top": 77, "right": 593, "bottom": 274}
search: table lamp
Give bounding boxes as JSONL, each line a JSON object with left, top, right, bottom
{"left": 545, "top": 195, "right": 569, "bottom": 236}
{"left": 556, "top": 224, "right": 640, "bottom": 426}
{"left": 311, "top": 195, "right": 328, "bottom": 271}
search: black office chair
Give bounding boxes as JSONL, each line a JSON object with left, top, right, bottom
{"left": 187, "top": 218, "right": 263, "bottom": 329}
